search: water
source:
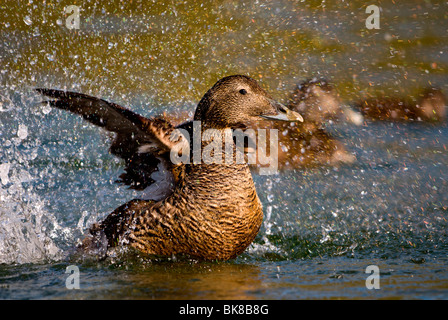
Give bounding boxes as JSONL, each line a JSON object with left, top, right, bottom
{"left": 1, "top": 1, "right": 448, "bottom": 300}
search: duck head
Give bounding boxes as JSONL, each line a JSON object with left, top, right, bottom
{"left": 289, "top": 78, "right": 363, "bottom": 125}
{"left": 194, "top": 75, "right": 303, "bottom": 129}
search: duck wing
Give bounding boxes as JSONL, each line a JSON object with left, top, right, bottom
{"left": 35, "top": 89, "right": 188, "bottom": 200}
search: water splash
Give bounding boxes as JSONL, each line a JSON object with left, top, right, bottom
{"left": 0, "top": 88, "right": 66, "bottom": 264}
{"left": 0, "top": 163, "right": 63, "bottom": 264}
{"left": 248, "top": 176, "right": 288, "bottom": 259}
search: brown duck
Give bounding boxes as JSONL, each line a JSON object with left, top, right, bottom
{"left": 36, "top": 75, "right": 303, "bottom": 261}
{"left": 353, "top": 87, "right": 446, "bottom": 122}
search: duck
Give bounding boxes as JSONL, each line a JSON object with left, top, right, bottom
{"left": 353, "top": 87, "right": 446, "bottom": 122}
{"left": 35, "top": 75, "right": 303, "bottom": 261}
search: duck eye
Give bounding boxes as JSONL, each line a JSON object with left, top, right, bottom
{"left": 239, "top": 89, "right": 247, "bottom": 95}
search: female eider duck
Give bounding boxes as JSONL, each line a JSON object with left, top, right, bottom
{"left": 36, "top": 75, "right": 303, "bottom": 261}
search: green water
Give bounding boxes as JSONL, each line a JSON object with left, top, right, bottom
{"left": 1, "top": 0, "right": 448, "bottom": 300}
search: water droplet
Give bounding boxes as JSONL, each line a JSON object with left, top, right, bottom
{"left": 17, "top": 124, "right": 28, "bottom": 140}
{"left": 0, "top": 163, "right": 11, "bottom": 185}
{"left": 46, "top": 53, "right": 55, "bottom": 62}
{"left": 41, "top": 103, "right": 51, "bottom": 115}
{"left": 23, "top": 16, "right": 32, "bottom": 26}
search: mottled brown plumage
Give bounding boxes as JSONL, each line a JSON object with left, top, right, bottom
{"left": 36, "top": 75, "right": 302, "bottom": 261}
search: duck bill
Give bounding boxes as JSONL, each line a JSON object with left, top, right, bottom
{"left": 260, "top": 99, "right": 304, "bottom": 122}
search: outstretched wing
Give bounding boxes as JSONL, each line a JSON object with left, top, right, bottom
{"left": 35, "top": 88, "right": 188, "bottom": 200}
